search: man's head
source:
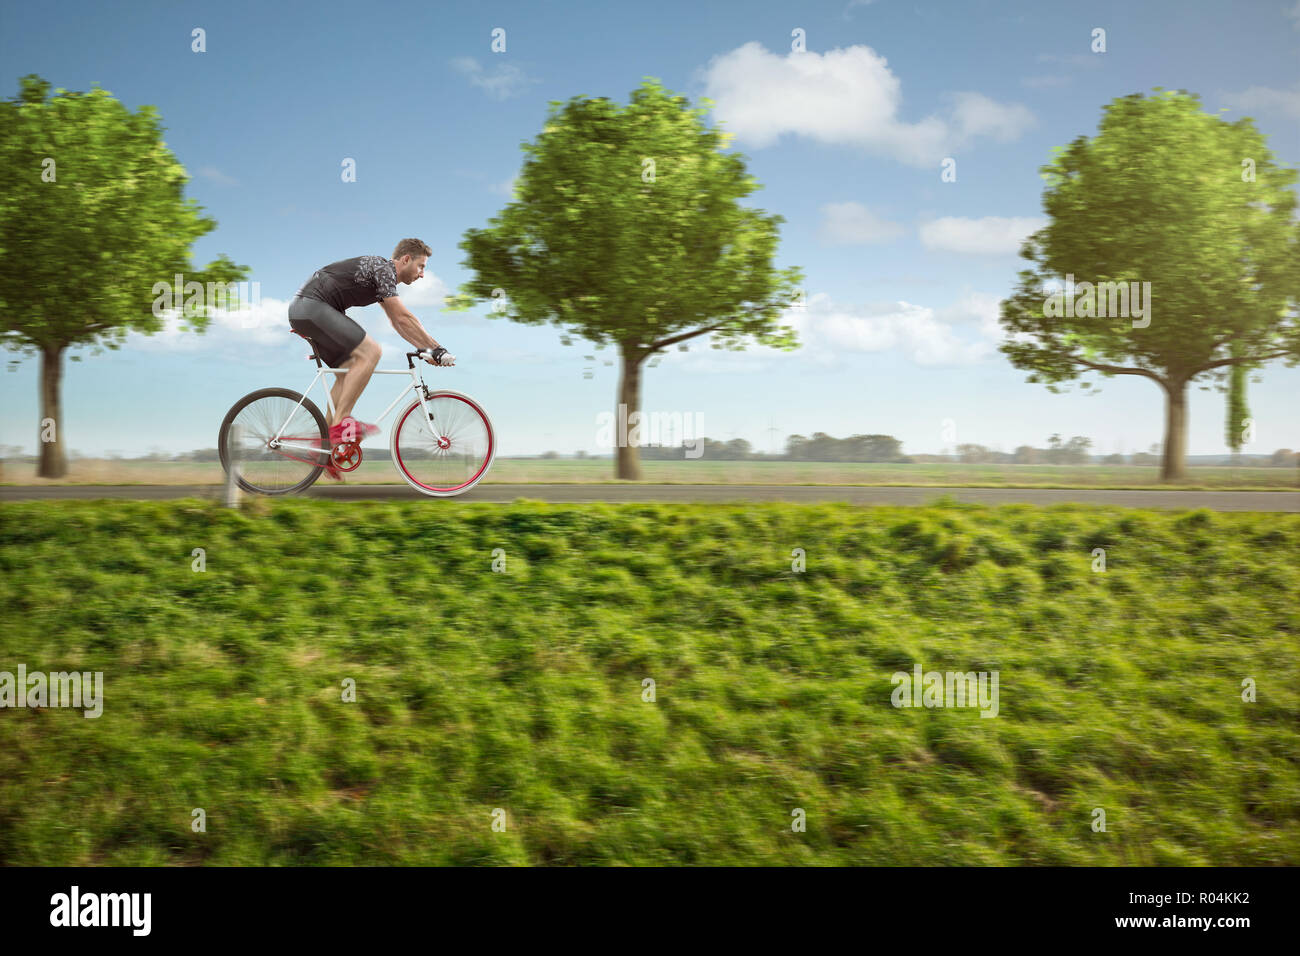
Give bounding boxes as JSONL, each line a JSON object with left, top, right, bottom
{"left": 392, "top": 238, "right": 431, "bottom": 284}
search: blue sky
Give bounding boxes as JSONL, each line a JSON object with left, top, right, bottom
{"left": 2, "top": 0, "right": 1298, "bottom": 457}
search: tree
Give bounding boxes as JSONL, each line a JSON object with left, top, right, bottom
{"left": 0, "top": 75, "right": 246, "bottom": 477}
{"left": 783, "top": 432, "right": 902, "bottom": 461}
{"left": 854, "top": 434, "right": 902, "bottom": 461}
{"left": 446, "top": 78, "right": 803, "bottom": 479}
{"left": 788, "top": 432, "right": 838, "bottom": 461}
{"left": 723, "top": 438, "right": 752, "bottom": 459}
{"left": 1065, "top": 436, "right": 1093, "bottom": 464}
{"left": 1000, "top": 89, "right": 1300, "bottom": 482}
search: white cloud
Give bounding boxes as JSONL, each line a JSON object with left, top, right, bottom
{"left": 697, "top": 42, "right": 1033, "bottom": 165}
{"left": 396, "top": 272, "right": 452, "bottom": 308}
{"left": 818, "top": 202, "right": 905, "bottom": 244}
{"left": 450, "top": 57, "right": 539, "bottom": 100}
{"left": 918, "top": 216, "right": 1045, "bottom": 255}
{"left": 1287, "top": 1, "right": 1300, "bottom": 29}
{"left": 123, "top": 294, "right": 294, "bottom": 359}
{"left": 947, "top": 92, "right": 1035, "bottom": 143}
{"left": 788, "top": 293, "right": 997, "bottom": 366}
{"left": 934, "top": 291, "right": 1005, "bottom": 341}
{"left": 650, "top": 291, "right": 1012, "bottom": 371}
{"left": 1219, "top": 82, "right": 1300, "bottom": 119}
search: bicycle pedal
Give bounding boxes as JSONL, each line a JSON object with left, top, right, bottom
{"left": 330, "top": 441, "right": 363, "bottom": 472}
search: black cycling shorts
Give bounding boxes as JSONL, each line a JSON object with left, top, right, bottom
{"left": 288, "top": 295, "right": 366, "bottom": 368}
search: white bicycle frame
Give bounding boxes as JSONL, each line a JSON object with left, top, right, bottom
{"left": 268, "top": 357, "right": 441, "bottom": 459}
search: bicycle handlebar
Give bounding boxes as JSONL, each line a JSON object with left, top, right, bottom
{"left": 407, "top": 347, "right": 455, "bottom": 368}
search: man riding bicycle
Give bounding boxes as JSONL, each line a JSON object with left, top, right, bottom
{"left": 288, "top": 238, "right": 453, "bottom": 480}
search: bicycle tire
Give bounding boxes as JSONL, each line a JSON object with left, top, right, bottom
{"left": 218, "top": 387, "right": 328, "bottom": 495}
{"left": 390, "top": 389, "right": 495, "bottom": 497}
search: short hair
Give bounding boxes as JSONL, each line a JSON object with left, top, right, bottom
{"left": 393, "top": 238, "right": 432, "bottom": 260}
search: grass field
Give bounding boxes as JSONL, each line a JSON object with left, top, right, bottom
{"left": 1, "top": 498, "right": 1296, "bottom": 865}
{"left": 3, "top": 457, "right": 1298, "bottom": 489}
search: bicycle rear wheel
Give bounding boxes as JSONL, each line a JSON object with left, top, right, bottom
{"left": 391, "top": 389, "right": 495, "bottom": 497}
{"left": 218, "top": 387, "right": 328, "bottom": 495}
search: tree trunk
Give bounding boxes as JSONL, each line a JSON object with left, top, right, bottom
{"left": 38, "top": 344, "right": 67, "bottom": 479}
{"left": 615, "top": 347, "right": 644, "bottom": 480}
{"left": 1160, "top": 378, "right": 1188, "bottom": 483}
{"left": 1225, "top": 346, "right": 1248, "bottom": 466}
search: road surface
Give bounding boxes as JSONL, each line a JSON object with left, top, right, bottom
{"left": 2, "top": 484, "right": 1297, "bottom": 510}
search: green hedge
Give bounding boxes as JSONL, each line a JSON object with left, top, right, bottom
{"left": 0, "top": 499, "right": 1296, "bottom": 865}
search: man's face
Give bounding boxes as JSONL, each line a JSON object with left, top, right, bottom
{"left": 396, "top": 254, "right": 427, "bottom": 284}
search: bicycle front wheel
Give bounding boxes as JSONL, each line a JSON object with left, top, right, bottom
{"left": 391, "top": 389, "right": 495, "bottom": 497}
{"left": 218, "top": 387, "right": 328, "bottom": 495}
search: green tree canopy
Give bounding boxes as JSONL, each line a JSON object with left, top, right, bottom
{"left": 999, "top": 89, "right": 1300, "bottom": 482}
{"left": 0, "top": 74, "right": 246, "bottom": 476}
{"left": 446, "top": 77, "right": 803, "bottom": 479}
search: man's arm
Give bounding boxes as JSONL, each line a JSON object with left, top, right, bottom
{"left": 380, "top": 296, "right": 442, "bottom": 351}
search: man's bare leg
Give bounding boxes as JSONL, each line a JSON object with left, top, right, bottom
{"left": 328, "top": 355, "right": 358, "bottom": 427}
{"left": 328, "top": 335, "right": 382, "bottom": 428}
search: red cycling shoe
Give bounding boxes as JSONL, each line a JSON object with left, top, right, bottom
{"left": 329, "top": 416, "right": 379, "bottom": 444}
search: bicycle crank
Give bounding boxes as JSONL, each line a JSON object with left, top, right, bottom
{"left": 330, "top": 441, "right": 363, "bottom": 472}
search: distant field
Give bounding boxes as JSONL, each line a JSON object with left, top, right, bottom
{"left": 2, "top": 458, "right": 1297, "bottom": 489}
{"left": 1, "top": 499, "right": 1296, "bottom": 864}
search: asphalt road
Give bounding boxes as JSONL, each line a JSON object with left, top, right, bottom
{"left": 2, "top": 484, "right": 1298, "bottom": 510}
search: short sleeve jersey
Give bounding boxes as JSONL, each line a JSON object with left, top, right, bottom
{"left": 296, "top": 256, "right": 398, "bottom": 312}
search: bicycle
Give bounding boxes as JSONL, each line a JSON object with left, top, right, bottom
{"left": 217, "top": 329, "right": 495, "bottom": 497}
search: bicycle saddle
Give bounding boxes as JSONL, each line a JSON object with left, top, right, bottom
{"left": 289, "top": 328, "right": 322, "bottom": 362}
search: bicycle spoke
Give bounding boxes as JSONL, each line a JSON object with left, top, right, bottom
{"left": 393, "top": 393, "right": 493, "bottom": 493}
{"left": 226, "top": 395, "right": 325, "bottom": 493}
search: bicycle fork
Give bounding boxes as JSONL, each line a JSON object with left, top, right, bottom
{"left": 414, "top": 384, "right": 451, "bottom": 450}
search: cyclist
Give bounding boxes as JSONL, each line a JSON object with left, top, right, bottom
{"left": 288, "top": 238, "right": 453, "bottom": 479}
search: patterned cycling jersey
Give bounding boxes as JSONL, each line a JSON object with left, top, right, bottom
{"left": 296, "top": 255, "right": 398, "bottom": 312}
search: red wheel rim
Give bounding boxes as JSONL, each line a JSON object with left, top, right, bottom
{"left": 393, "top": 395, "right": 493, "bottom": 492}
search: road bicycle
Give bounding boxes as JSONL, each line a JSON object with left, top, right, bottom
{"left": 217, "top": 329, "right": 495, "bottom": 497}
